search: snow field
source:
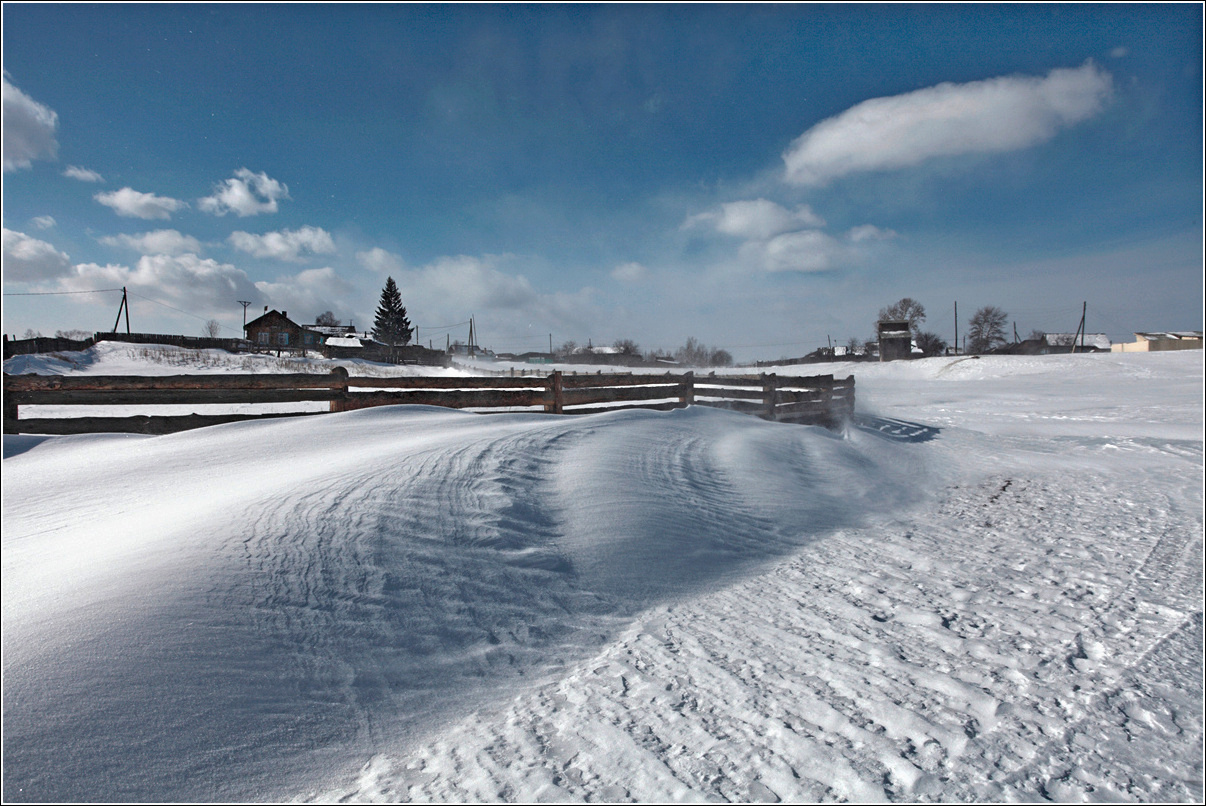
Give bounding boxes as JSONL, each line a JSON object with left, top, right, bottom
{"left": 3, "top": 347, "right": 1202, "bottom": 802}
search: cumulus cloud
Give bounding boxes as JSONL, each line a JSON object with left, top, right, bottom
{"left": 686, "top": 199, "right": 826, "bottom": 240}
{"left": 31, "top": 216, "right": 57, "bottom": 230}
{"left": 229, "top": 226, "right": 335, "bottom": 262}
{"left": 199, "top": 168, "right": 290, "bottom": 217}
{"left": 356, "top": 247, "right": 406, "bottom": 275}
{"left": 2, "top": 73, "right": 59, "bottom": 172}
{"left": 3, "top": 228, "right": 73, "bottom": 282}
{"left": 783, "top": 61, "right": 1113, "bottom": 186}
{"left": 750, "top": 230, "right": 849, "bottom": 273}
{"left": 61, "top": 253, "right": 262, "bottom": 314}
{"left": 63, "top": 165, "right": 104, "bottom": 182}
{"left": 253, "top": 267, "right": 354, "bottom": 318}
{"left": 99, "top": 229, "right": 203, "bottom": 256}
{"left": 95, "top": 187, "right": 188, "bottom": 220}
{"left": 611, "top": 262, "right": 648, "bottom": 283}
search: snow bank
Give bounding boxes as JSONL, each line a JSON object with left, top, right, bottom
{"left": 2, "top": 349, "right": 1201, "bottom": 802}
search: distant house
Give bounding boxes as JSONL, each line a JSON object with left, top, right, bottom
{"left": 877, "top": 320, "right": 913, "bottom": 362}
{"left": 1043, "top": 333, "right": 1112, "bottom": 352}
{"left": 322, "top": 334, "right": 451, "bottom": 366}
{"left": 1112, "top": 331, "right": 1203, "bottom": 353}
{"left": 244, "top": 309, "right": 324, "bottom": 353}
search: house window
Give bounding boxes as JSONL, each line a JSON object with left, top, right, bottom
{"left": 278, "top": 332, "right": 290, "bottom": 346}
{"left": 258, "top": 331, "right": 269, "bottom": 345}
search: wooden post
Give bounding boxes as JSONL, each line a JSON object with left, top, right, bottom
{"left": 680, "top": 371, "right": 694, "bottom": 407}
{"left": 2, "top": 375, "right": 18, "bottom": 430}
{"left": 545, "top": 370, "right": 564, "bottom": 414}
{"left": 761, "top": 372, "right": 778, "bottom": 421}
{"left": 329, "top": 366, "right": 350, "bottom": 412}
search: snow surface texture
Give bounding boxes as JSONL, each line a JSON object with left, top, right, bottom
{"left": 2, "top": 348, "right": 1202, "bottom": 803}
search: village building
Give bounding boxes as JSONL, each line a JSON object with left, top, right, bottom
{"left": 877, "top": 320, "right": 913, "bottom": 362}
{"left": 1111, "top": 331, "right": 1204, "bottom": 353}
{"left": 243, "top": 309, "right": 325, "bottom": 353}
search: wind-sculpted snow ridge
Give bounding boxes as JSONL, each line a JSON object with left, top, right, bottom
{"left": 2, "top": 405, "right": 912, "bottom": 802}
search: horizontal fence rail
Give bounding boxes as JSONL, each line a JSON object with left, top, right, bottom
{"left": 3, "top": 369, "right": 854, "bottom": 435}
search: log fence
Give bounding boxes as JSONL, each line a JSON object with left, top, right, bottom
{"left": 3, "top": 369, "right": 854, "bottom": 436}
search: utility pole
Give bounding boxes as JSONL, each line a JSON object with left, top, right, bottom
{"left": 954, "top": 301, "right": 959, "bottom": 355}
{"left": 238, "top": 300, "right": 252, "bottom": 330}
{"left": 112, "top": 287, "right": 131, "bottom": 334}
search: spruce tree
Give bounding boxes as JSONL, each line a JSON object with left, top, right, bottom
{"left": 372, "top": 277, "right": 413, "bottom": 353}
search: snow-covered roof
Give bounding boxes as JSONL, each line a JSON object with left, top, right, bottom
{"left": 1136, "top": 331, "right": 1204, "bottom": 341}
{"left": 325, "top": 336, "right": 362, "bottom": 348}
{"left": 1044, "top": 333, "right": 1112, "bottom": 350}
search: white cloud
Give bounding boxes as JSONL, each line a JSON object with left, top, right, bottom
{"left": 847, "top": 224, "right": 898, "bottom": 243}
{"left": 686, "top": 199, "right": 826, "bottom": 240}
{"left": 99, "top": 229, "right": 203, "bottom": 256}
{"left": 356, "top": 247, "right": 406, "bottom": 275}
{"left": 95, "top": 187, "right": 187, "bottom": 220}
{"left": 31, "top": 216, "right": 57, "bottom": 230}
{"left": 3, "top": 228, "right": 73, "bottom": 282}
{"left": 199, "top": 168, "right": 290, "bottom": 217}
{"left": 407, "top": 255, "right": 537, "bottom": 312}
{"left": 253, "top": 267, "right": 354, "bottom": 320}
{"left": 63, "top": 165, "right": 104, "bottom": 182}
{"left": 1110, "top": 46, "right": 1129, "bottom": 59}
{"left": 61, "top": 253, "right": 262, "bottom": 315}
{"left": 783, "top": 61, "right": 1113, "bottom": 186}
{"left": 611, "top": 262, "right": 648, "bottom": 283}
{"left": 754, "top": 230, "right": 849, "bottom": 273}
{"left": 2, "top": 73, "right": 59, "bottom": 172}
{"left": 229, "top": 226, "right": 335, "bottom": 262}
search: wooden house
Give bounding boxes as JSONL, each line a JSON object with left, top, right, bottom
{"left": 244, "top": 309, "right": 324, "bottom": 353}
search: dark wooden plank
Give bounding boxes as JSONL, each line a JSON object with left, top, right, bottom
{"left": 560, "top": 373, "right": 688, "bottom": 389}
{"left": 561, "top": 384, "right": 687, "bottom": 407}
{"left": 4, "top": 412, "right": 317, "bottom": 435}
{"left": 337, "top": 388, "right": 545, "bottom": 411}
{"left": 11, "top": 389, "right": 341, "bottom": 406}
{"left": 693, "top": 387, "right": 765, "bottom": 401}
{"left": 346, "top": 375, "right": 546, "bottom": 390}
{"left": 2, "top": 371, "right": 344, "bottom": 392}
{"left": 561, "top": 401, "right": 686, "bottom": 415}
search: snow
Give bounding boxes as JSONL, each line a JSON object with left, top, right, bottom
{"left": 2, "top": 346, "right": 1202, "bottom": 802}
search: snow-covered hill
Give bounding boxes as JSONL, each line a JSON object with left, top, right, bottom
{"left": 2, "top": 347, "right": 1202, "bottom": 802}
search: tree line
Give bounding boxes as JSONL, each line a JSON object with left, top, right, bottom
{"left": 846, "top": 297, "right": 1010, "bottom": 356}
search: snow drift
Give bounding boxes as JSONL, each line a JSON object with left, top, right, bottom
{"left": 2, "top": 348, "right": 1202, "bottom": 802}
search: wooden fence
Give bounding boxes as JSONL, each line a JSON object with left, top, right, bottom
{"left": 2, "top": 369, "right": 854, "bottom": 436}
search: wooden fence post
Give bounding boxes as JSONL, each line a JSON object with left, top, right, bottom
{"left": 761, "top": 372, "right": 778, "bottom": 420}
{"left": 329, "top": 366, "right": 350, "bottom": 412}
{"left": 545, "top": 370, "right": 564, "bottom": 414}
{"left": 681, "top": 371, "right": 694, "bottom": 407}
{"left": 2, "top": 375, "right": 17, "bottom": 429}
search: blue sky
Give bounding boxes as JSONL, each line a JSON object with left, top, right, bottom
{"left": 3, "top": 3, "right": 1202, "bottom": 358}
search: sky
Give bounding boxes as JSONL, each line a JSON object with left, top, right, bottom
{"left": 2, "top": 3, "right": 1202, "bottom": 360}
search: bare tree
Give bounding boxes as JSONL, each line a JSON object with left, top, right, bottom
{"left": 316, "top": 310, "right": 341, "bottom": 327}
{"left": 967, "top": 306, "right": 1008, "bottom": 354}
{"left": 877, "top": 298, "right": 927, "bottom": 336}
{"left": 612, "top": 338, "right": 641, "bottom": 356}
{"left": 915, "top": 331, "right": 947, "bottom": 357}
{"left": 203, "top": 319, "right": 222, "bottom": 338}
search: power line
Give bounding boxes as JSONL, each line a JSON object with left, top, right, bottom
{"left": 3, "top": 288, "right": 124, "bottom": 296}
